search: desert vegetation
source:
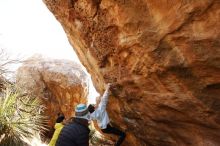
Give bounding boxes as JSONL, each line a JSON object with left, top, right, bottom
{"left": 0, "top": 49, "right": 47, "bottom": 146}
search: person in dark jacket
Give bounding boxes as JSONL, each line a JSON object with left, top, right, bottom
{"left": 55, "top": 104, "right": 91, "bottom": 146}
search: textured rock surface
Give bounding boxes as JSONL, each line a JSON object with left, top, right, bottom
{"left": 16, "top": 56, "right": 88, "bottom": 127}
{"left": 43, "top": 0, "right": 220, "bottom": 145}
{"left": 0, "top": 76, "right": 5, "bottom": 91}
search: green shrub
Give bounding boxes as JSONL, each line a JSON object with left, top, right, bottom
{"left": 0, "top": 86, "right": 47, "bottom": 146}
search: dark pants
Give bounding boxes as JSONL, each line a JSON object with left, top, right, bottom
{"left": 101, "top": 124, "right": 126, "bottom": 146}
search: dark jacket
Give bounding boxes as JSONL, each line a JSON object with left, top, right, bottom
{"left": 55, "top": 118, "right": 90, "bottom": 146}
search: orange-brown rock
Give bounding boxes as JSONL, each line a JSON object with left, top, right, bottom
{"left": 16, "top": 55, "right": 88, "bottom": 127}
{"left": 43, "top": 0, "right": 220, "bottom": 145}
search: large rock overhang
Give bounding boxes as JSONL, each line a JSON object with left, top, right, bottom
{"left": 43, "top": 1, "right": 220, "bottom": 145}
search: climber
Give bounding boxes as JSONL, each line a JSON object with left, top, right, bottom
{"left": 49, "top": 113, "right": 65, "bottom": 146}
{"left": 55, "top": 104, "right": 90, "bottom": 146}
{"left": 88, "top": 83, "right": 126, "bottom": 146}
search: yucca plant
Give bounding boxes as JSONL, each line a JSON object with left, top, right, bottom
{"left": 0, "top": 85, "right": 47, "bottom": 146}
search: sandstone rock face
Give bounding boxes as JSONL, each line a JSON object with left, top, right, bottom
{"left": 16, "top": 56, "right": 88, "bottom": 127}
{"left": 43, "top": 1, "right": 220, "bottom": 145}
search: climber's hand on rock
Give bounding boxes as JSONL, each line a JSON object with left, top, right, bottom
{"left": 109, "top": 83, "right": 118, "bottom": 93}
{"left": 105, "top": 83, "right": 111, "bottom": 90}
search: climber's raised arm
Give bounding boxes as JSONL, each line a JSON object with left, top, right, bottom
{"left": 98, "top": 83, "right": 111, "bottom": 112}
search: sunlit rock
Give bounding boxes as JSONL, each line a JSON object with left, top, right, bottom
{"left": 16, "top": 55, "right": 88, "bottom": 127}
{"left": 44, "top": 0, "right": 220, "bottom": 145}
